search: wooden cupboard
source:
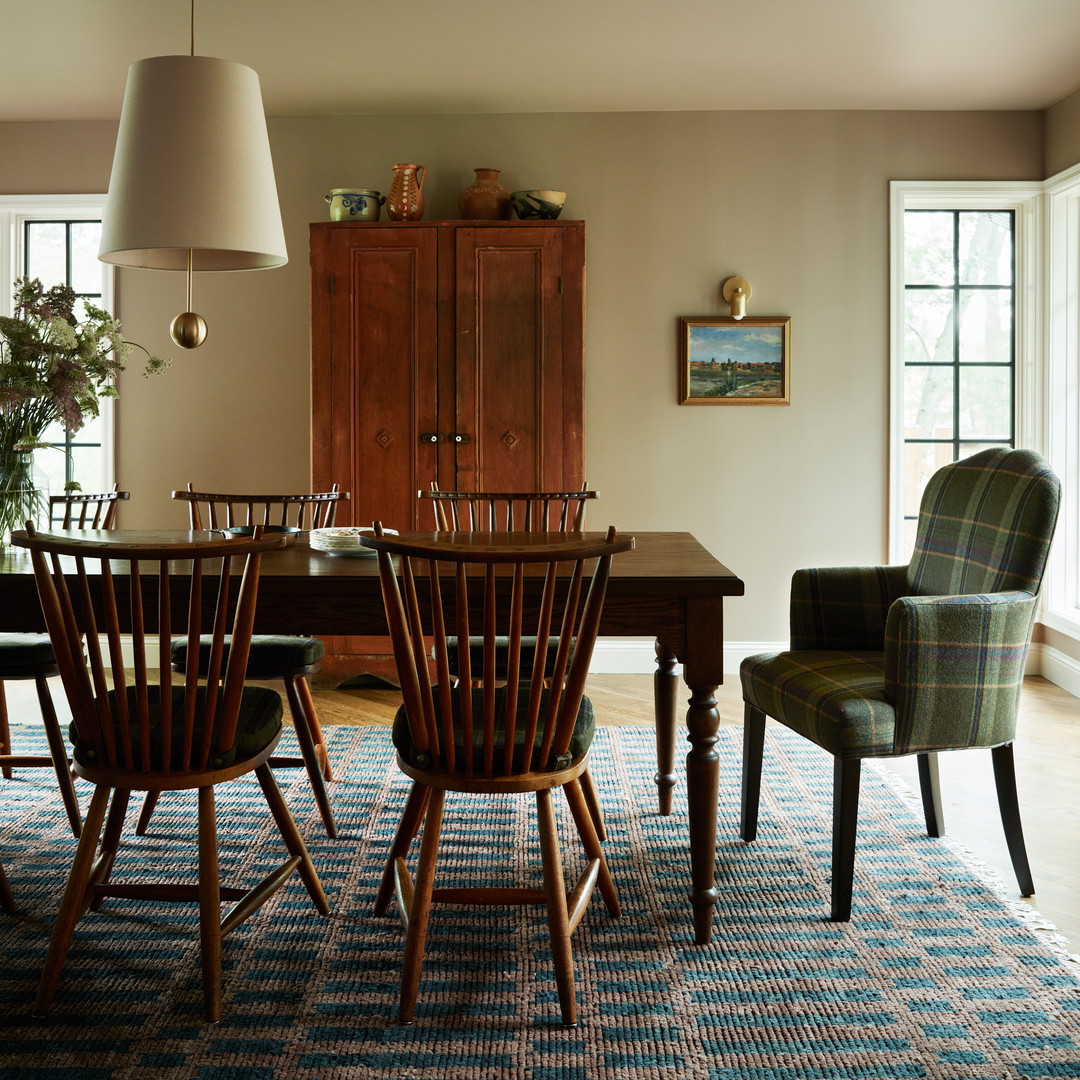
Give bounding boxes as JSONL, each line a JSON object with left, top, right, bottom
{"left": 310, "top": 220, "right": 585, "bottom": 532}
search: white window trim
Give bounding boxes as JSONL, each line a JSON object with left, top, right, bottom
{"left": 0, "top": 194, "right": 116, "bottom": 485}
{"left": 888, "top": 181, "right": 1044, "bottom": 564}
{"left": 1043, "top": 162, "right": 1080, "bottom": 636}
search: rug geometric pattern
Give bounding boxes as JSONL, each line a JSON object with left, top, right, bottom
{"left": 0, "top": 725, "right": 1078, "bottom": 1079}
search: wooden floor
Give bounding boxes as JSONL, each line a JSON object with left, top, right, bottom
{"left": 4, "top": 671, "right": 1077, "bottom": 948}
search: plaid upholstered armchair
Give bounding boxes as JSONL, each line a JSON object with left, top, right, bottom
{"left": 740, "top": 448, "right": 1061, "bottom": 921}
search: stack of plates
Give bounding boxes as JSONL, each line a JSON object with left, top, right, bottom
{"left": 309, "top": 526, "right": 395, "bottom": 557}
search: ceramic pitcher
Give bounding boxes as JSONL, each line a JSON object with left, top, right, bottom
{"left": 386, "top": 164, "right": 426, "bottom": 221}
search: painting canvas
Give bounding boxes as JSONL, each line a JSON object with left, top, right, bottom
{"left": 679, "top": 316, "right": 790, "bottom": 405}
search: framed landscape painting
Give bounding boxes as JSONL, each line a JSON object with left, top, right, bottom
{"left": 679, "top": 315, "right": 791, "bottom": 405}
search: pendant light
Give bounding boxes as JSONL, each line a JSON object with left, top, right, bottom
{"left": 98, "top": 1, "right": 287, "bottom": 349}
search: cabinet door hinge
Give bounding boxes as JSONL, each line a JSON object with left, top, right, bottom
{"left": 558, "top": 276, "right": 564, "bottom": 294}
{"left": 329, "top": 276, "right": 336, "bottom": 295}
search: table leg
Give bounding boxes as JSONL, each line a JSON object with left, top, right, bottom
{"left": 653, "top": 640, "right": 678, "bottom": 816}
{"left": 684, "top": 679, "right": 720, "bottom": 945}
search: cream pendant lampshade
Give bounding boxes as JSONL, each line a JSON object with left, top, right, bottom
{"left": 99, "top": 54, "right": 287, "bottom": 348}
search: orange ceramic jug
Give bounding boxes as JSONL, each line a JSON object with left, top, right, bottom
{"left": 387, "top": 164, "right": 426, "bottom": 221}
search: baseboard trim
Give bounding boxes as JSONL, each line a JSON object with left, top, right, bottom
{"left": 1028, "top": 642, "right": 1080, "bottom": 698}
{"left": 590, "top": 639, "right": 783, "bottom": 676}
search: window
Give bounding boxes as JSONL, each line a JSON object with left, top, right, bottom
{"left": 889, "top": 182, "right": 1042, "bottom": 562}
{"left": 1044, "top": 164, "right": 1080, "bottom": 634}
{"left": 0, "top": 195, "right": 112, "bottom": 508}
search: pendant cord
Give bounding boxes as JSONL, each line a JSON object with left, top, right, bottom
{"left": 189, "top": 0, "right": 195, "bottom": 56}
{"left": 186, "top": 249, "right": 193, "bottom": 311}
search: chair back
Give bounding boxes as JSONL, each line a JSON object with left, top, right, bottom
{"left": 421, "top": 485, "right": 597, "bottom": 531}
{"left": 365, "top": 526, "right": 633, "bottom": 778}
{"left": 174, "top": 483, "right": 348, "bottom": 530}
{"left": 907, "top": 448, "right": 1061, "bottom": 598}
{"left": 12, "top": 526, "right": 288, "bottom": 778}
{"left": 49, "top": 483, "right": 130, "bottom": 528}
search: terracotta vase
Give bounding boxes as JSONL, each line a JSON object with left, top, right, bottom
{"left": 386, "top": 164, "right": 426, "bottom": 221}
{"left": 459, "top": 167, "right": 512, "bottom": 220}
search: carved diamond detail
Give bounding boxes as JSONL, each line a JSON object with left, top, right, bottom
{"left": 375, "top": 428, "right": 395, "bottom": 449}
{"left": 500, "top": 429, "right": 520, "bottom": 450}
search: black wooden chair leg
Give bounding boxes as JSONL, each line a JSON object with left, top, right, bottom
{"left": 991, "top": 743, "right": 1034, "bottom": 897}
{"left": 830, "top": 757, "right": 861, "bottom": 922}
{"left": 917, "top": 752, "right": 945, "bottom": 838}
{"left": 740, "top": 704, "right": 766, "bottom": 842}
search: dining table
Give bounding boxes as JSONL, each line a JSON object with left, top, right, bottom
{"left": 1, "top": 528, "right": 744, "bottom": 945}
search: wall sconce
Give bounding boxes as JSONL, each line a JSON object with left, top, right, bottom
{"left": 722, "top": 276, "right": 752, "bottom": 320}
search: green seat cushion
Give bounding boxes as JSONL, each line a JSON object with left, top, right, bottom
{"left": 392, "top": 687, "right": 595, "bottom": 774}
{"left": 69, "top": 684, "right": 283, "bottom": 771}
{"left": 446, "top": 636, "right": 573, "bottom": 681}
{"left": 171, "top": 635, "right": 324, "bottom": 675}
{"left": 0, "top": 633, "right": 56, "bottom": 675}
{"left": 741, "top": 650, "right": 897, "bottom": 760}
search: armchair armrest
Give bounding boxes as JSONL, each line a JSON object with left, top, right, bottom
{"left": 884, "top": 590, "right": 1037, "bottom": 755}
{"left": 790, "top": 565, "right": 908, "bottom": 650}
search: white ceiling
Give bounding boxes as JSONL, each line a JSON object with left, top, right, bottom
{"left": 4, "top": 0, "right": 1080, "bottom": 121}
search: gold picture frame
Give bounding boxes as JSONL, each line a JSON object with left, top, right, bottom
{"left": 679, "top": 315, "right": 791, "bottom": 405}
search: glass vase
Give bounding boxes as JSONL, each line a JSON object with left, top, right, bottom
{"left": 0, "top": 450, "right": 50, "bottom": 547}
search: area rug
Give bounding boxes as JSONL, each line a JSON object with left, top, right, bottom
{"left": 0, "top": 724, "right": 1078, "bottom": 1080}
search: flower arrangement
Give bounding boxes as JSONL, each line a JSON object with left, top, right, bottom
{"left": 0, "top": 276, "right": 170, "bottom": 539}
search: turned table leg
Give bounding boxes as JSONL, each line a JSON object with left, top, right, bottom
{"left": 684, "top": 679, "right": 721, "bottom": 945}
{"left": 653, "top": 640, "right": 678, "bottom": 816}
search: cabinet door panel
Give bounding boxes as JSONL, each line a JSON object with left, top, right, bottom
{"left": 312, "top": 227, "right": 439, "bottom": 531}
{"left": 453, "top": 227, "right": 579, "bottom": 493}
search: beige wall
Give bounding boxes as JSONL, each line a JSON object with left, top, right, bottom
{"left": 0, "top": 109, "right": 1046, "bottom": 646}
{"left": 1046, "top": 86, "right": 1080, "bottom": 177}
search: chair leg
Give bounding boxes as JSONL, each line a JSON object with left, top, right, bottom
{"left": 34, "top": 785, "right": 110, "bottom": 1017}
{"left": 35, "top": 676, "right": 82, "bottom": 838}
{"left": 89, "top": 788, "right": 130, "bottom": 912}
{"left": 917, "top": 752, "right": 945, "bottom": 838}
{"left": 375, "top": 782, "right": 430, "bottom": 916}
{"left": 740, "top": 704, "right": 766, "bottom": 842}
{"left": 991, "top": 743, "right": 1035, "bottom": 897}
{"left": 284, "top": 676, "right": 338, "bottom": 838}
{"left": 398, "top": 787, "right": 445, "bottom": 1026}
{"left": 537, "top": 787, "right": 577, "bottom": 1027}
{"left": 254, "top": 763, "right": 329, "bottom": 915}
{"left": 197, "top": 786, "right": 224, "bottom": 1023}
{"left": 563, "top": 777, "right": 619, "bottom": 917}
{"left": 0, "top": 858, "right": 15, "bottom": 915}
{"left": 830, "top": 757, "right": 861, "bottom": 922}
{"left": 0, "top": 681, "right": 11, "bottom": 780}
{"left": 295, "top": 675, "right": 334, "bottom": 781}
{"left": 578, "top": 767, "right": 606, "bottom": 842}
{"left": 134, "top": 791, "right": 160, "bottom": 836}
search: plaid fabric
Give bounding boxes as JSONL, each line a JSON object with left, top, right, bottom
{"left": 741, "top": 650, "right": 895, "bottom": 758}
{"left": 742, "top": 447, "right": 1060, "bottom": 760}
{"left": 885, "top": 590, "right": 1037, "bottom": 753}
{"left": 790, "top": 565, "right": 908, "bottom": 650}
{"left": 907, "top": 447, "right": 1060, "bottom": 597}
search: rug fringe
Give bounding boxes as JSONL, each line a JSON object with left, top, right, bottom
{"left": 865, "top": 758, "right": 1080, "bottom": 975}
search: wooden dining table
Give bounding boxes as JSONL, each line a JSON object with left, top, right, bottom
{"left": 1, "top": 529, "right": 744, "bottom": 944}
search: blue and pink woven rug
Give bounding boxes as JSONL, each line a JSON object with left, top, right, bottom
{"left": 0, "top": 724, "right": 1078, "bottom": 1079}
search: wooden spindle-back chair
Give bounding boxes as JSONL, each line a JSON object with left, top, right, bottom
{"left": 48, "top": 482, "right": 129, "bottom": 528}
{"left": 421, "top": 483, "right": 596, "bottom": 531}
{"left": 174, "top": 482, "right": 347, "bottom": 531}
{"left": 137, "top": 483, "right": 351, "bottom": 838}
{"left": 365, "top": 524, "right": 634, "bottom": 1027}
{"left": 0, "top": 486, "right": 132, "bottom": 856}
{"left": 11, "top": 525, "right": 329, "bottom": 1022}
